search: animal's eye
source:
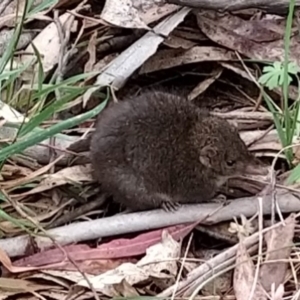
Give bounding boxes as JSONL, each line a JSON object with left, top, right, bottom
{"left": 226, "top": 160, "right": 235, "bottom": 167}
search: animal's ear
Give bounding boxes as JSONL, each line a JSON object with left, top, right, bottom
{"left": 199, "top": 144, "right": 218, "bottom": 168}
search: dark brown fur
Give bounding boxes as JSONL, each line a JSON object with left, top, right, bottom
{"left": 90, "top": 91, "right": 267, "bottom": 211}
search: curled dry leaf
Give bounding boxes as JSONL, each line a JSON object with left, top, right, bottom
{"left": 77, "top": 230, "right": 181, "bottom": 296}
{"left": 164, "top": 35, "right": 197, "bottom": 49}
{"left": 233, "top": 240, "right": 267, "bottom": 300}
{"left": 137, "top": 229, "right": 180, "bottom": 277}
{"left": 259, "top": 214, "right": 296, "bottom": 292}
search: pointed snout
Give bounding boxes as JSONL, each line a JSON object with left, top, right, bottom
{"left": 244, "top": 158, "right": 269, "bottom": 176}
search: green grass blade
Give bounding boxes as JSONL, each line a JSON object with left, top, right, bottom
{"left": 262, "top": 88, "right": 295, "bottom": 162}
{"left": 286, "top": 163, "right": 300, "bottom": 184}
{"left": 0, "top": 208, "right": 34, "bottom": 231}
{"left": 30, "top": 43, "right": 45, "bottom": 92}
{"left": 30, "top": 72, "right": 100, "bottom": 101}
{"left": 0, "top": 0, "right": 29, "bottom": 74}
{"left": 0, "top": 93, "right": 109, "bottom": 162}
{"left": 282, "top": 0, "right": 296, "bottom": 153}
{"left": 28, "top": 0, "right": 59, "bottom": 16}
{"left": 262, "top": 90, "right": 286, "bottom": 143}
{"left": 19, "top": 90, "right": 84, "bottom": 136}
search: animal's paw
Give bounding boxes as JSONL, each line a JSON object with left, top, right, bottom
{"left": 161, "top": 201, "right": 181, "bottom": 212}
{"left": 211, "top": 194, "right": 228, "bottom": 204}
{"left": 154, "top": 193, "right": 181, "bottom": 212}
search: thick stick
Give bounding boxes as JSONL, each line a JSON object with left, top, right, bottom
{"left": 1, "top": 190, "right": 299, "bottom": 258}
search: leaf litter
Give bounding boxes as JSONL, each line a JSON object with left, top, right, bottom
{"left": 0, "top": 0, "right": 300, "bottom": 299}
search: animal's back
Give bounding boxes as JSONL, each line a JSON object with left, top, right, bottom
{"left": 90, "top": 91, "right": 211, "bottom": 208}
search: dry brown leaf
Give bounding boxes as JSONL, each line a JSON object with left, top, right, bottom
{"left": 101, "top": 0, "right": 150, "bottom": 30}
{"left": 101, "top": 0, "right": 178, "bottom": 29}
{"left": 220, "top": 62, "right": 254, "bottom": 82}
{"left": 84, "top": 30, "right": 97, "bottom": 73}
{"left": 23, "top": 271, "right": 81, "bottom": 288}
{"left": 240, "top": 129, "right": 282, "bottom": 153}
{"left": 19, "top": 12, "right": 76, "bottom": 81}
{"left": 202, "top": 271, "right": 232, "bottom": 296}
{"left": 259, "top": 214, "right": 296, "bottom": 292}
{"left": 139, "top": 46, "right": 236, "bottom": 74}
{"left": 14, "top": 164, "right": 93, "bottom": 196}
{"left": 77, "top": 230, "right": 181, "bottom": 296}
{"left": 292, "top": 145, "right": 300, "bottom": 165}
{"left": 0, "top": 277, "right": 52, "bottom": 293}
{"left": 233, "top": 240, "right": 266, "bottom": 300}
{"left": 92, "top": 53, "right": 118, "bottom": 72}
{"left": 0, "top": 290, "right": 17, "bottom": 300}
{"left": 137, "top": 229, "right": 180, "bottom": 276}
{"left": 0, "top": 29, "right": 34, "bottom": 55}
{"left": 0, "top": 0, "right": 60, "bottom": 29}
{"left": 188, "top": 66, "right": 223, "bottom": 100}
{"left": 42, "top": 269, "right": 95, "bottom": 284}
{"left": 199, "top": 12, "right": 283, "bottom": 43}
{"left": 0, "top": 0, "right": 29, "bottom": 28}
{"left": 45, "top": 257, "right": 137, "bottom": 275}
{"left": 0, "top": 163, "right": 32, "bottom": 180}
{"left": 77, "top": 263, "right": 143, "bottom": 296}
{"left": 195, "top": 11, "right": 300, "bottom": 66}
{"left": 137, "top": 2, "right": 179, "bottom": 25}
{"left": 173, "top": 28, "right": 207, "bottom": 42}
{"left": 0, "top": 155, "right": 63, "bottom": 189}
{"left": 164, "top": 35, "right": 197, "bottom": 49}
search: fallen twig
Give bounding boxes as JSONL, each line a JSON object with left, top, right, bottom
{"left": 1, "top": 189, "right": 300, "bottom": 258}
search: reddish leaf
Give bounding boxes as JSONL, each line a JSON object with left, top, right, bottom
{"left": 13, "top": 223, "right": 196, "bottom": 269}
